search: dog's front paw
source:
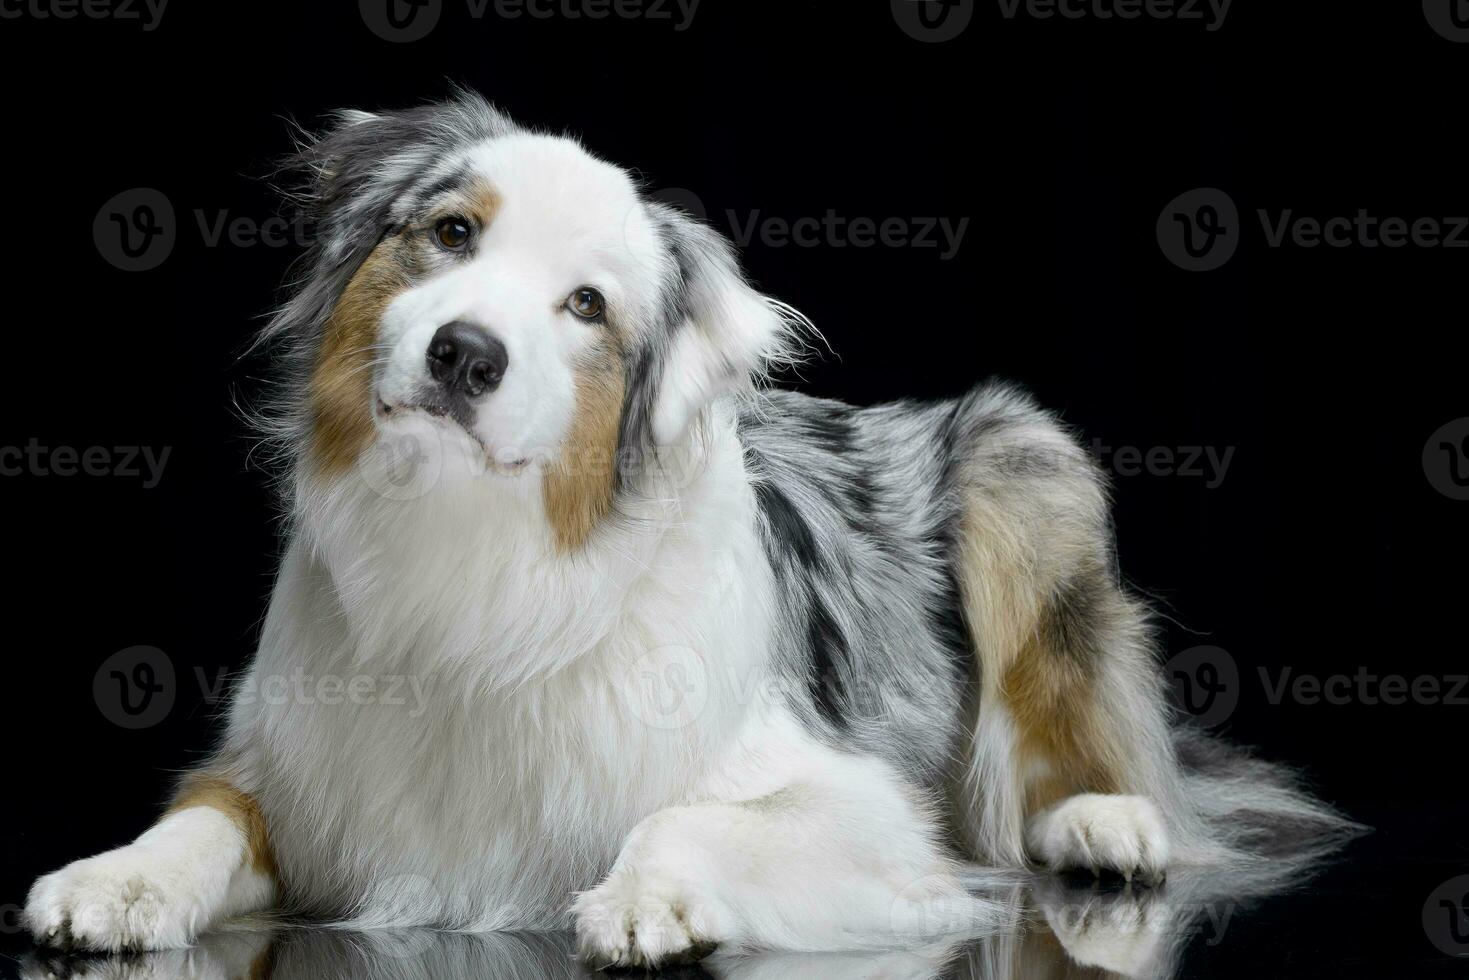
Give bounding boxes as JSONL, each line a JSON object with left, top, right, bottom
{"left": 19, "top": 930, "right": 274, "bottom": 980}
{"left": 25, "top": 850, "right": 209, "bottom": 952}
{"left": 20, "top": 948, "right": 196, "bottom": 980}
{"left": 1034, "top": 878, "right": 1170, "bottom": 976}
{"left": 572, "top": 869, "right": 729, "bottom": 969}
{"left": 1027, "top": 794, "right": 1170, "bottom": 881}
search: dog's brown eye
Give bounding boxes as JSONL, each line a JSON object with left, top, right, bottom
{"left": 568, "top": 288, "right": 604, "bottom": 320}
{"left": 435, "top": 217, "right": 471, "bottom": 250}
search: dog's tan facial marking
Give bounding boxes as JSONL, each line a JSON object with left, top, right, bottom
{"left": 420, "top": 180, "right": 502, "bottom": 240}
{"left": 309, "top": 237, "right": 411, "bottom": 475}
{"left": 168, "top": 775, "right": 277, "bottom": 877}
{"left": 544, "top": 339, "right": 625, "bottom": 552}
{"left": 308, "top": 180, "right": 502, "bottom": 477}
{"left": 463, "top": 183, "right": 502, "bottom": 229}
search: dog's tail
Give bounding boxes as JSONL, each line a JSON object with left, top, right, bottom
{"left": 1167, "top": 725, "right": 1366, "bottom": 888}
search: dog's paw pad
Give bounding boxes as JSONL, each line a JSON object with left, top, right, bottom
{"left": 1028, "top": 794, "right": 1170, "bottom": 881}
{"left": 572, "top": 873, "right": 724, "bottom": 968}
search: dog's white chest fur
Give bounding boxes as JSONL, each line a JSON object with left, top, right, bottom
{"left": 231, "top": 422, "right": 779, "bottom": 928}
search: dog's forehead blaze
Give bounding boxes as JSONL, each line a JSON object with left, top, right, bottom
{"left": 544, "top": 340, "right": 626, "bottom": 553}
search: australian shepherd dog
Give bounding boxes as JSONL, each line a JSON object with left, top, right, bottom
{"left": 25, "top": 92, "right": 1355, "bottom": 968}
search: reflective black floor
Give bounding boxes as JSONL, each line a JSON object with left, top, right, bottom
{"left": 4, "top": 804, "right": 1463, "bottom": 978}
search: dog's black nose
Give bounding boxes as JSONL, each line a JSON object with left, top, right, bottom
{"left": 426, "top": 321, "right": 508, "bottom": 398}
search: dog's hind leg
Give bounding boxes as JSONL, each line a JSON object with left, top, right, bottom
{"left": 24, "top": 773, "right": 276, "bottom": 951}
{"left": 946, "top": 387, "right": 1184, "bottom": 879}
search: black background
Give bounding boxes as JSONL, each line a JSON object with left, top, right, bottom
{"left": 2, "top": 0, "right": 1466, "bottom": 974}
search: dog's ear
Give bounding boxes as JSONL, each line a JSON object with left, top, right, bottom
{"left": 294, "top": 110, "right": 402, "bottom": 269}
{"left": 650, "top": 214, "right": 812, "bottom": 446}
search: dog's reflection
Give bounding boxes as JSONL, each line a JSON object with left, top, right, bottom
{"left": 17, "top": 876, "right": 1238, "bottom": 980}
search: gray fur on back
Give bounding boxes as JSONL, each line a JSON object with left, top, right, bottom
{"left": 738, "top": 383, "right": 1066, "bottom": 788}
